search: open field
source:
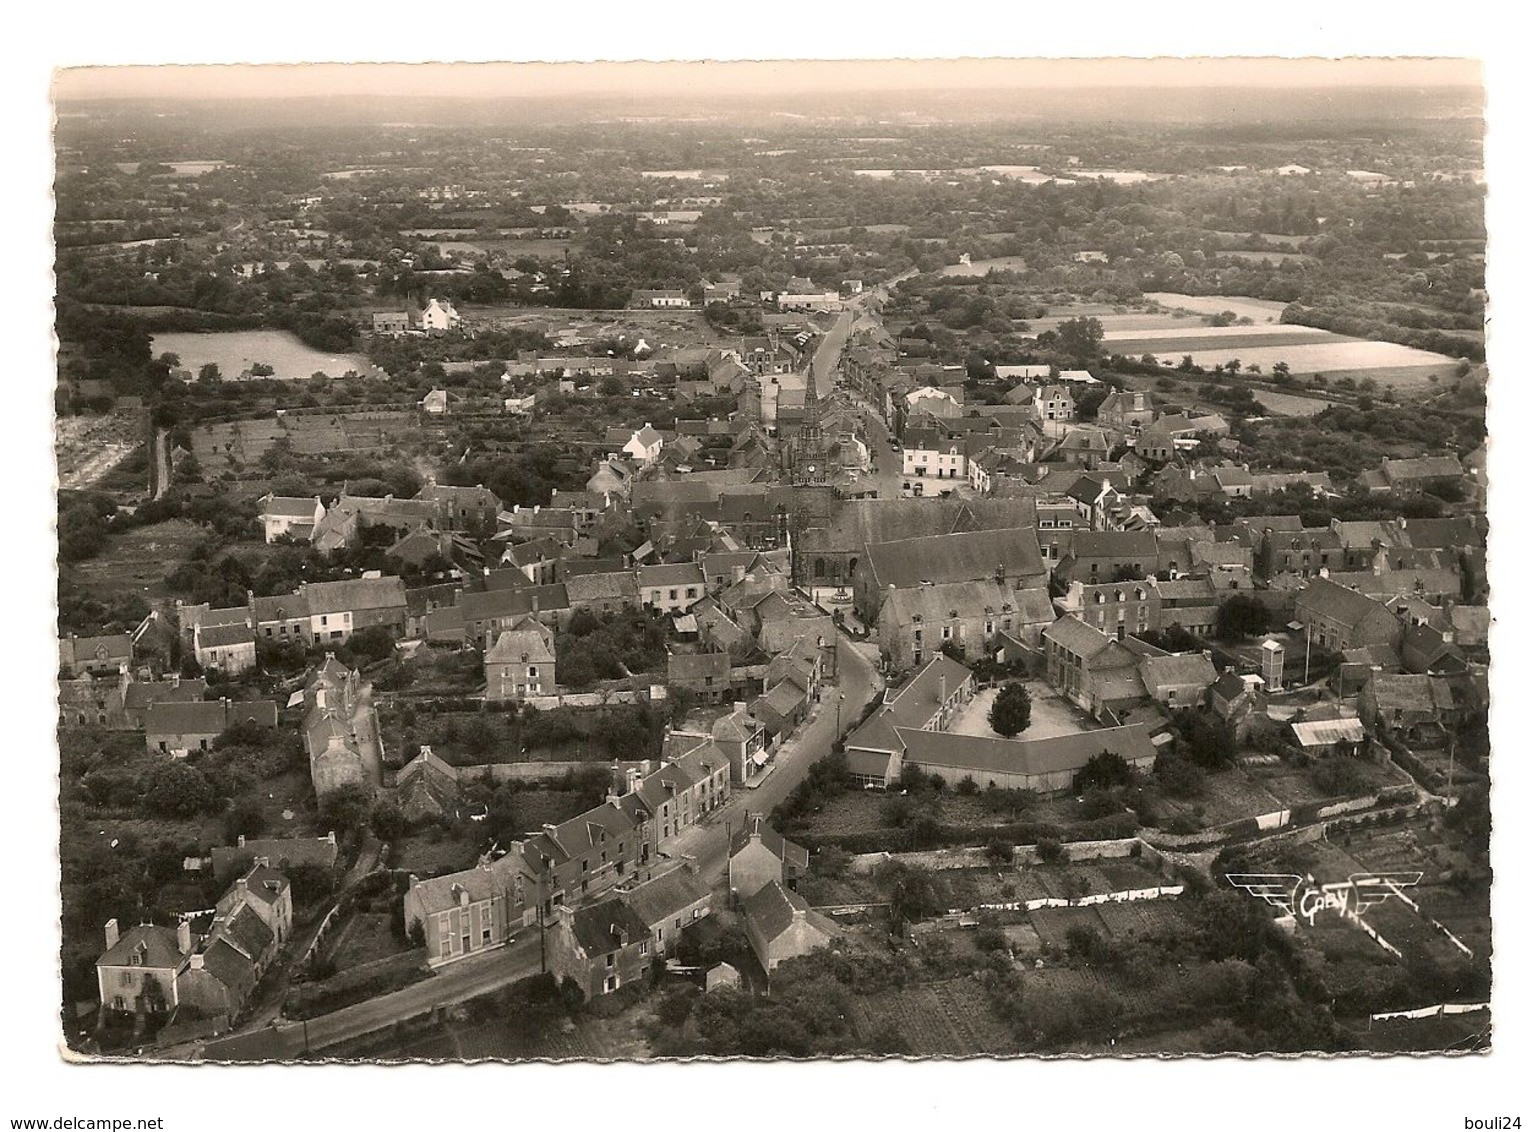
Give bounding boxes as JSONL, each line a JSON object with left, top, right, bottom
{"left": 1108, "top": 324, "right": 1336, "bottom": 349}
{"left": 1246, "top": 389, "right": 1337, "bottom": 417}
{"left": 68, "top": 518, "right": 207, "bottom": 598}
{"left": 462, "top": 238, "right": 573, "bottom": 259}
{"left": 1146, "top": 342, "right": 1457, "bottom": 381}
{"left": 152, "top": 330, "right": 376, "bottom": 381}
{"left": 1143, "top": 292, "right": 1290, "bottom": 322}
{"left": 469, "top": 304, "right": 721, "bottom": 345}
{"left": 936, "top": 255, "right": 1029, "bottom": 277}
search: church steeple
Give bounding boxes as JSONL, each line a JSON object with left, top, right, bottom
{"left": 789, "top": 367, "right": 828, "bottom": 486}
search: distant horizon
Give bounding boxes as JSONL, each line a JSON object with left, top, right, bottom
{"left": 54, "top": 57, "right": 1482, "bottom": 103}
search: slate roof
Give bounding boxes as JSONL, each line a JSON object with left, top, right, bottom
{"left": 1066, "top": 530, "right": 1160, "bottom": 560}
{"left": 894, "top": 722, "right": 1156, "bottom": 778}
{"left": 259, "top": 495, "right": 322, "bottom": 519}
{"left": 743, "top": 880, "right": 837, "bottom": 943}
{"left": 1295, "top": 577, "right": 1393, "bottom": 628}
{"left": 639, "top": 562, "right": 706, "bottom": 589}
{"left": 668, "top": 651, "right": 732, "bottom": 682}
{"left": 558, "top": 572, "right": 634, "bottom": 606}
{"left": 145, "top": 699, "right": 277, "bottom": 736}
{"left": 1139, "top": 653, "right": 1217, "bottom": 692}
{"left": 301, "top": 576, "right": 407, "bottom": 615}
{"left": 1042, "top": 614, "right": 1113, "bottom": 658}
{"left": 197, "top": 621, "right": 255, "bottom": 649}
{"left": 729, "top": 814, "right": 809, "bottom": 869}
{"left": 486, "top": 621, "right": 556, "bottom": 666}
{"left": 460, "top": 584, "right": 569, "bottom": 623}
{"left": 410, "top": 855, "right": 531, "bottom": 916}
{"left": 847, "top": 655, "right": 971, "bottom": 754}
{"left": 123, "top": 678, "right": 207, "bottom": 713}
{"left": 570, "top": 897, "right": 653, "bottom": 955}
{"left": 622, "top": 869, "right": 711, "bottom": 929}
{"left": 98, "top": 924, "right": 187, "bottom": 970}
{"left": 864, "top": 527, "right": 1044, "bottom": 590}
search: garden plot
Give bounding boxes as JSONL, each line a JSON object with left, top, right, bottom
{"left": 1028, "top": 905, "right": 1110, "bottom": 950}
{"left": 1094, "top": 898, "right": 1192, "bottom": 940}
{"left": 69, "top": 519, "right": 210, "bottom": 600}
{"left": 1156, "top": 766, "right": 1289, "bottom": 827}
{"left": 850, "top": 979, "right": 1017, "bottom": 1056}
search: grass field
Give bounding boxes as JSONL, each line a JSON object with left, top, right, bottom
{"left": 1143, "top": 292, "right": 1291, "bottom": 322}
{"left": 69, "top": 519, "right": 206, "bottom": 599}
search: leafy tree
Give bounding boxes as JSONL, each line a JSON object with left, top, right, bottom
{"left": 1075, "top": 751, "right": 1133, "bottom": 792}
{"left": 141, "top": 762, "right": 220, "bottom": 818}
{"left": 1056, "top": 316, "right": 1105, "bottom": 361}
{"left": 1215, "top": 594, "right": 1272, "bottom": 640}
{"left": 319, "top": 782, "right": 374, "bottom": 835}
{"left": 223, "top": 797, "right": 269, "bottom": 842}
{"left": 988, "top": 683, "right": 1032, "bottom": 737}
{"left": 1174, "top": 709, "right": 1237, "bottom": 769}
{"left": 370, "top": 799, "right": 408, "bottom": 841}
{"left": 1153, "top": 751, "right": 1206, "bottom": 798}
{"left": 984, "top": 838, "right": 1015, "bottom": 865}
{"left": 875, "top": 861, "right": 945, "bottom": 935}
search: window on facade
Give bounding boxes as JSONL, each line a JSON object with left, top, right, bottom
{"left": 669, "top": 589, "right": 678, "bottom": 600}
{"left": 941, "top": 626, "right": 952, "bottom": 640}
{"left": 528, "top": 666, "right": 537, "bottom": 678}
{"left": 640, "top": 941, "right": 648, "bottom": 956}
{"left": 606, "top": 953, "right": 615, "bottom": 968}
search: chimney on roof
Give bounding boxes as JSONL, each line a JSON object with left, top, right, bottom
{"left": 326, "top": 831, "right": 337, "bottom": 846}
{"left": 253, "top": 856, "right": 270, "bottom": 869}
{"left": 407, "top": 874, "right": 420, "bottom": 890}
{"left": 105, "top": 919, "right": 119, "bottom": 950}
{"left": 177, "top": 919, "right": 192, "bottom": 955}
{"left": 236, "top": 876, "right": 248, "bottom": 900}
{"left": 236, "top": 835, "right": 246, "bottom": 849}
{"left": 189, "top": 953, "right": 205, "bottom": 970}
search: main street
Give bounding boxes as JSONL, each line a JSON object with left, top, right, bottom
{"left": 668, "top": 629, "right": 884, "bottom": 885}
{"left": 198, "top": 933, "right": 546, "bottom": 1061}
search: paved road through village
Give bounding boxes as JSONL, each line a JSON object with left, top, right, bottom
{"left": 197, "top": 291, "right": 895, "bottom": 1061}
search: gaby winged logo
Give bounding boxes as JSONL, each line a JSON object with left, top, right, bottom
{"left": 1226, "top": 872, "right": 1423, "bottom": 927}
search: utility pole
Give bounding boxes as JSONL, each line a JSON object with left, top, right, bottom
{"left": 1304, "top": 623, "right": 1312, "bottom": 685}
{"left": 1446, "top": 730, "right": 1457, "bottom": 798}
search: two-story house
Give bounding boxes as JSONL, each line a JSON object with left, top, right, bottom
{"left": 403, "top": 854, "right": 537, "bottom": 968}
{"left": 484, "top": 616, "right": 557, "bottom": 701}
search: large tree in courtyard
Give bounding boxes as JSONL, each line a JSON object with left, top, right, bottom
{"left": 989, "top": 683, "right": 1032, "bottom": 738}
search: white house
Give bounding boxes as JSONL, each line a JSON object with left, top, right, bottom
{"left": 420, "top": 298, "right": 461, "bottom": 331}
{"left": 623, "top": 424, "right": 665, "bottom": 465}
{"left": 258, "top": 495, "right": 326, "bottom": 544}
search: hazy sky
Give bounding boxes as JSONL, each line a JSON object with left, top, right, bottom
{"left": 54, "top": 57, "right": 1481, "bottom": 102}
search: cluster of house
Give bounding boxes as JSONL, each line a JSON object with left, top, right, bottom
{"left": 95, "top": 860, "right": 294, "bottom": 1031}
{"left": 371, "top": 298, "right": 462, "bottom": 336}
{"left": 398, "top": 735, "right": 827, "bottom": 990}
